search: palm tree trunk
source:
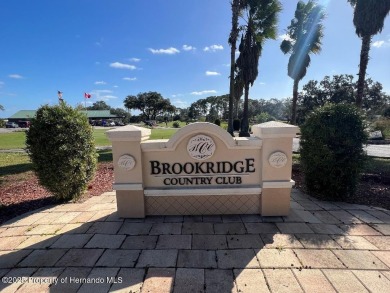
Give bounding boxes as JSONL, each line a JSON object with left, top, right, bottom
{"left": 356, "top": 35, "right": 371, "bottom": 108}
{"left": 228, "top": 0, "right": 240, "bottom": 136}
{"left": 239, "top": 83, "right": 250, "bottom": 137}
{"left": 234, "top": 98, "right": 239, "bottom": 118}
{"left": 291, "top": 79, "right": 299, "bottom": 125}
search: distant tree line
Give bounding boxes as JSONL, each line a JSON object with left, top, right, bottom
{"left": 120, "top": 74, "right": 388, "bottom": 126}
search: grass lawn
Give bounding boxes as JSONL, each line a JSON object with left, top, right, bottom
{"left": 0, "top": 131, "right": 28, "bottom": 149}
{"left": 0, "top": 150, "right": 113, "bottom": 178}
{"left": 149, "top": 128, "right": 178, "bottom": 140}
{"left": 0, "top": 127, "right": 179, "bottom": 149}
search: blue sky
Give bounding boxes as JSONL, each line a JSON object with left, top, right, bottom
{"left": 0, "top": 0, "right": 389, "bottom": 118}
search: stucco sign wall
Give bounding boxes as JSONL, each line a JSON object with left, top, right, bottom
{"left": 107, "top": 122, "right": 298, "bottom": 217}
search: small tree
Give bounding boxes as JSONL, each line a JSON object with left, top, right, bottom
{"left": 300, "top": 104, "right": 367, "bottom": 200}
{"left": 26, "top": 103, "right": 97, "bottom": 201}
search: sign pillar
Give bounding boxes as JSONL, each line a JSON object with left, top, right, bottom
{"left": 106, "top": 125, "right": 151, "bottom": 218}
{"left": 252, "top": 122, "right": 298, "bottom": 216}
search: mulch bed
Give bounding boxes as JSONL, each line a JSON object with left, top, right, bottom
{"left": 1, "top": 162, "right": 389, "bottom": 225}
{"left": 292, "top": 165, "right": 390, "bottom": 210}
{"left": 0, "top": 163, "right": 114, "bottom": 224}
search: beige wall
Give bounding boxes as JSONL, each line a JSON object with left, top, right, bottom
{"left": 107, "top": 122, "right": 298, "bottom": 218}
{"left": 142, "top": 133, "right": 262, "bottom": 188}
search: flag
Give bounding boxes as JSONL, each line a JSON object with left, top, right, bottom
{"left": 58, "top": 91, "right": 63, "bottom": 102}
{"left": 84, "top": 92, "right": 92, "bottom": 99}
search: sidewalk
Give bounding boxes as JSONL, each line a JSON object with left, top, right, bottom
{"left": 0, "top": 189, "right": 389, "bottom": 292}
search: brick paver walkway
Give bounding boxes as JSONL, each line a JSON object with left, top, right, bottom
{"left": 0, "top": 189, "right": 389, "bottom": 292}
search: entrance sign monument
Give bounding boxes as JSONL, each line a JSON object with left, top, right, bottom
{"left": 107, "top": 122, "right": 298, "bottom": 218}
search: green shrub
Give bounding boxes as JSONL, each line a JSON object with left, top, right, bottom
{"left": 233, "top": 119, "right": 240, "bottom": 131}
{"left": 255, "top": 112, "right": 275, "bottom": 124}
{"left": 384, "top": 107, "right": 390, "bottom": 118}
{"left": 26, "top": 103, "right": 97, "bottom": 201}
{"left": 300, "top": 104, "right": 367, "bottom": 200}
{"left": 214, "top": 119, "right": 221, "bottom": 126}
{"left": 0, "top": 120, "right": 5, "bottom": 128}
{"left": 373, "top": 119, "right": 390, "bottom": 139}
{"left": 172, "top": 121, "right": 180, "bottom": 128}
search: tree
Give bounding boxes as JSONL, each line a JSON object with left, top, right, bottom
{"left": 348, "top": 0, "right": 390, "bottom": 108}
{"left": 87, "top": 100, "right": 130, "bottom": 123}
{"left": 297, "top": 74, "right": 390, "bottom": 123}
{"left": 228, "top": 0, "right": 247, "bottom": 135}
{"left": 124, "top": 91, "right": 175, "bottom": 120}
{"left": 110, "top": 108, "right": 131, "bottom": 124}
{"left": 86, "top": 100, "right": 111, "bottom": 110}
{"left": 236, "top": 0, "right": 281, "bottom": 136}
{"left": 0, "top": 104, "right": 4, "bottom": 111}
{"left": 280, "top": 0, "right": 325, "bottom": 125}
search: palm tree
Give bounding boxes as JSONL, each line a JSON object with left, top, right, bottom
{"left": 348, "top": 0, "right": 390, "bottom": 108}
{"left": 236, "top": 0, "right": 281, "bottom": 137}
{"left": 228, "top": 0, "right": 246, "bottom": 136}
{"left": 280, "top": 0, "right": 325, "bottom": 125}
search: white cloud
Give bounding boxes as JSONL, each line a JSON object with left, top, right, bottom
{"left": 101, "top": 95, "right": 118, "bottom": 101}
{"left": 0, "top": 81, "right": 4, "bottom": 87}
{"left": 190, "top": 90, "right": 217, "bottom": 95}
{"left": 278, "top": 34, "right": 292, "bottom": 41}
{"left": 91, "top": 90, "right": 113, "bottom": 99}
{"left": 259, "top": 82, "right": 266, "bottom": 85}
{"left": 173, "top": 99, "right": 188, "bottom": 108}
{"left": 129, "top": 58, "right": 141, "bottom": 62}
{"left": 109, "top": 62, "right": 136, "bottom": 70}
{"left": 206, "top": 71, "right": 221, "bottom": 76}
{"left": 113, "top": 85, "right": 119, "bottom": 88}
{"left": 9, "top": 74, "right": 23, "bottom": 79}
{"left": 94, "top": 81, "right": 107, "bottom": 85}
{"left": 203, "top": 45, "right": 223, "bottom": 52}
{"left": 372, "top": 39, "right": 390, "bottom": 48}
{"left": 373, "top": 40, "right": 385, "bottom": 48}
{"left": 149, "top": 47, "right": 180, "bottom": 54}
{"left": 183, "top": 45, "right": 196, "bottom": 51}
{"left": 95, "top": 61, "right": 101, "bottom": 65}
{"left": 123, "top": 77, "right": 137, "bottom": 81}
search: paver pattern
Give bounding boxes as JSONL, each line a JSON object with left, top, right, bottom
{"left": 0, "top": 189, "right": 389, "bottom": 292}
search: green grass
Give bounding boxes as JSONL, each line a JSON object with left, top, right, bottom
{"left": 93, "top": 128, "right": 113, "bottom": 146}
{"left": 149, "top": 128, "right": 178, "bottom": 140}
{"left": 0, "top": 152, "right": 33, "bottom": 177}
{"left": 0, "top": 127, "right": 180, "bottom": 149}
{"left": 0, "top": 150, "right": 114, "bottom": 178}
{"left": 0, "top": 131, "right": 28, "bottom": 149}
{"left": 157, "top": 121, "right": 188, "bottom": 128}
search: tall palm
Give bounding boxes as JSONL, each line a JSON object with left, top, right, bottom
{"left": 228, "top": 0, "right": 246, "bottom": 135}
{"left": 348, "top": 0, "right": 390, "bottom": 108}
{"left": 280, "top": 0, "right": 325, "bottom": 125}
{"left": 236, "top": 0, "right": 281, "bottom": 137}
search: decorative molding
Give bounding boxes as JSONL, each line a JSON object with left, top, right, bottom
{"left": 144, "top": 186, "right": 262, "bottom": 196}
{"left": 113, "top": 183, "right": 143, "bottom": 190}
{"left": 118, "top": 155, "right": 136, "bottom": 171}
{"left": 262, "top": 180, "right": 295, "bottom": 189}
{"left": 187, "top": 134, "right": 216, "bottom": 160}
{"left": 268, "top": 151, "right": 288, "bottom": 168}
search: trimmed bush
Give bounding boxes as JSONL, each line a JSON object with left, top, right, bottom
{"left": 300, "top": 104, "right": 367, "bottom": 200}
{"left": 384, "top": 107, "right": 390, "bottom": 118}
{"left": 214, "top": 118, "right": 221, "bottom": 126}
{"left": 172, "top": 121, "right": 180, "bottom": 128}
{"left": 255, "top": 112, "right": 275, "bottom": 124}
{"left": 26, "top": 103, "right": 97, "bottom": 201}
{"left": 233, "top": 118, "right": 240, "bottom": 131}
